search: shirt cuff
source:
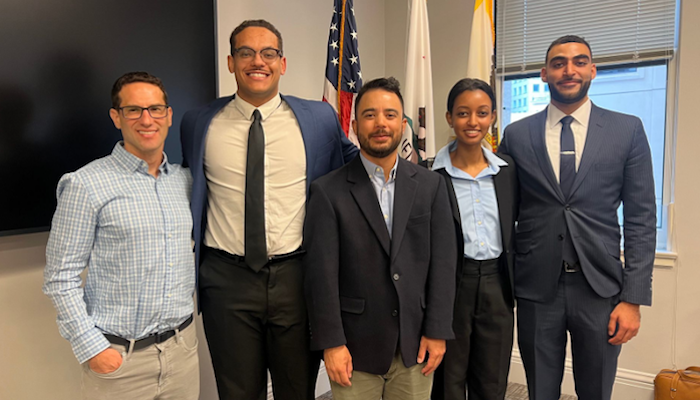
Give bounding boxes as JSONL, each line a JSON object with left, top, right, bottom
{"left": 71, "top": 327, "right": 111, "bottom": 364}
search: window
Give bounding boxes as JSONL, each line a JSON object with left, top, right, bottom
{"left": 496, "top": 0, "right": 677, "bottom": 252}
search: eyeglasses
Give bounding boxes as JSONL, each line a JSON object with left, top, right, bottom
{"left": 233, "top": 47, "right": 282, "bottom": 63}
{"left": 116, "top": 105, "right": 170, "bottom": 120}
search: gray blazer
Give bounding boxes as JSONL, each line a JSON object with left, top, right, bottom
{"left": 498, "top": 103, "right": 656, "bottom": 305}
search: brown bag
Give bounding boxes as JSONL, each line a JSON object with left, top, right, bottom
{"left": 654, "top": 366, "right": 700, "bottom": 399}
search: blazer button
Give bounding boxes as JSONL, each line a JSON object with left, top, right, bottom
{"left": 558, "top": 234, "right": 564, "bottom": 241}
{"left": 565, "top": 205, "right": 571, "bottom": 211}
{"left": 393, "top": 273, "right": 400, "bottom": 281}
{"left": 392, "top": 310, "right": 398, "bottom": 317}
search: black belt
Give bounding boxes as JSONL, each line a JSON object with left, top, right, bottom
{"left": 207, "top": 246, "right": 306, "bottom": 266}
{"left": 563, "top": 261, "right": 581, "bottom": 273}
{"left": 104, "top": 315, "right": 193, "bottom": 351}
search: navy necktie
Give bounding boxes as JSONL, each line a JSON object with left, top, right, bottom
{"left": 559, "top": 115, "right": 576, "bottom": 199}
{"left": 245, "top": 109, "right": 267, "bottom": 272}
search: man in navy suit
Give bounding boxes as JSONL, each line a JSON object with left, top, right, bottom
{"left": 180, "top": 19, "right": 358, "bottom": 400}
{"left": 499, "top": 35, "right": 656, "bottom": 400}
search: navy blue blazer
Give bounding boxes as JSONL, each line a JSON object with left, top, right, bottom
{"left": 499, "top": 103, "right": 656, "bottom": 306}
{"left": 180, "top": 94, "right": 359, "bottom": 272}
{"left": 304, "top": 156, "right": 457, "bottom": 375}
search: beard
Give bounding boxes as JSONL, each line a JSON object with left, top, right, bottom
{"left": 548, "top": 79, "right": 591, "bottom": 104}
{"left": 358, "top": 129, "right": 402, "bottom": 159}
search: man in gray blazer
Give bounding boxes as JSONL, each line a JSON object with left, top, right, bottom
{"left": 499, "top": 35, "right": 656, "bottom": 400}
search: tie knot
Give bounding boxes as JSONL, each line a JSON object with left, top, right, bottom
{"left": 561, "top": 115, "right": 574, "bottom": 127}
{"left": 252, "top": 109, "right": 262, "bottom": 122}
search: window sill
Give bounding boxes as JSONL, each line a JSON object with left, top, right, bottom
{"left": 620, "top": 250, "right": 677, "bottom": 269}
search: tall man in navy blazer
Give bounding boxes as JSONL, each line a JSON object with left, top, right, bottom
{"left": 498, "top": 35, "right": 656, "bottom": 400}
{"left": 180, "top": 20, "right": 358, "bottom": 400}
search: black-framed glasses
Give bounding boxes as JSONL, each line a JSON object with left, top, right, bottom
{"left": 116, "top": 105, "right": 170, "bottom": 120}
{"left": 233, "top": 47, "right": 282, "bottom": 63}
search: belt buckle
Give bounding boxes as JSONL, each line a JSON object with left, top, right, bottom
{"left": 563, "top": 261, "right": 578, "bottom": 273}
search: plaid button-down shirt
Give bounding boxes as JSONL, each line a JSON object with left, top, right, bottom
{"left": 44, "top": 143, "right": 194, "bottom": 364}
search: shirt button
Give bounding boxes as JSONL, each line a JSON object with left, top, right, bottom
{"left": 392, "top": 310, "right": 398, "bottom": 317}
{"left": 167, "top": 294, "right": 172, "bottom": 298}
{"left": 393, "top": 273, "right": 400, "bottom": 281}
{"left": 480, "top": 242, "right": 485, "bottom": 246}
{"left": 382, "top": 187, "right": 387, "bottom": 191}
{"left": 384, "top": 214, "right": 388, "bottom": 220}
{"left": 168, "top": 234, "right": 172, "bottom": 239}
{"left": 169, "top": 263, "right": 173, "bottom": 267}
{"left": 475, "top": 199, "right": 480, "bottom": 203}
{"left": 478, "top": 221, "right": 482, "bottom": 225}
{"left": 375, "top": 167, "right": 381, "bottom": 173}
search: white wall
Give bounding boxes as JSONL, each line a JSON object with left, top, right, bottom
{"left": 2, "top": 1, "right": 698, "bottom": 399}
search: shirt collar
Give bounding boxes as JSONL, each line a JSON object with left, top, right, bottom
{"left": 111, "top": 142, "right": 171, "bottom": 176}
{"left": 233, "top": 93, "right": 282, "bottom": 121}
{"left": 359, "top": 152, "right": 398, "bottom": 182}
{"left": 546, "top": 98, "right": 592, "bottom": 130}
{"left": 433, "top": 140, "right": 507, "bottom": 178}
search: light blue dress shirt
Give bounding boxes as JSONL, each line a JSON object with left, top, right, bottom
{"left": 44, "top": 143, "right": 195, "bottom": 364}
{"left": 359, "top": 153, "right": 398, "bottom": 239}
{"left": 432, "top": 141, "right": 507, "bottom": 260}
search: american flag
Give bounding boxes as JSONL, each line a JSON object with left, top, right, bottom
{"left": 322, "top": 0, "right": 362, "bottom": 147}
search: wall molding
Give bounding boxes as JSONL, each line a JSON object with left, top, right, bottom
{"left": 510, "top": 348, "right": 655, "bottom": 397}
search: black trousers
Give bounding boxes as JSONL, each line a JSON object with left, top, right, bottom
{"left": 199, "top": 247, "right": 320, "bottom": 400}
{"left": 432, "top": 258, "right": 514, "bottom": 400}
{"left": 517, "top": 267, "right": 621, "bottom": 400}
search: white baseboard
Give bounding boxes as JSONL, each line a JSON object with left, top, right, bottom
{"left": 509, "top": 348, "right": 655, "bottom": 400}
{"left": 266, "top": 363, "right": 330, "bottom": 400}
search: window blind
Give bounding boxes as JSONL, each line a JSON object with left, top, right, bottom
{"left": 496, "top": 0, "right": 677, "bottom": 75}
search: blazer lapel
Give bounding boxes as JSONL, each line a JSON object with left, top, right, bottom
{"left": 348, "top": 157, "right": 391, "bottom": 256}
{"left": 493, "top": 163, "right": 513, "bottom": 248}
{"left": 530, "top": 111, "right": 565, "bottom": 203}
{"left": 569, "top": 104, "right": 606, "bottom": 198}
{"left": 282, "top": 94, "right": 315, "bottom": 190}
{"left": 436, "top": 169, "right": 461, "bottom": 228}
{"left": 390, "top": 159, "right": 418, "bottom": 263}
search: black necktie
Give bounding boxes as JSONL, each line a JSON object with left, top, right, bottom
{"left": 245, "top": 109, "right": 267, "bottom": 272}
{"left": 559, "top": 115, "right": 576, "bottom": 199}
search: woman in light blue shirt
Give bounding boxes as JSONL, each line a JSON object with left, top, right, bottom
{"left": 431, "top": 79, "right": 518, "bottom": 400}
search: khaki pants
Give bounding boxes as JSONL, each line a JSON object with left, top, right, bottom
{"left": 81, "top": 322, "right": 200, "bottom": 400}
{"left": 330, "top": 351, "right": 433, "bottom": 400}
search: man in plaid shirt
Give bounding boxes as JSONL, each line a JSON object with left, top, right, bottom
{"left": 43, "top": 71, "right": 198, "bottom": 399}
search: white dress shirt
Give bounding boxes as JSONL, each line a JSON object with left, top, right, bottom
{"left": 545, "top": 99, "right": 592, "bottom": 182}
{"left": 204, "top": 94, "right": 306, "bottom": 256}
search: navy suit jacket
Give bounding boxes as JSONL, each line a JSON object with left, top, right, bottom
{"left": 499, "top": 103, "right": 656, "bottom": 305}
{"left": 304, "top": 156, "right": 457, "bottom": 375}
{"left": 180, "top": 94, "right": 359, "bottom": 272}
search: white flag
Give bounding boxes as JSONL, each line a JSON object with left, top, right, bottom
{"left": 402, "top": 0, "right": 435, "bottom": 163}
